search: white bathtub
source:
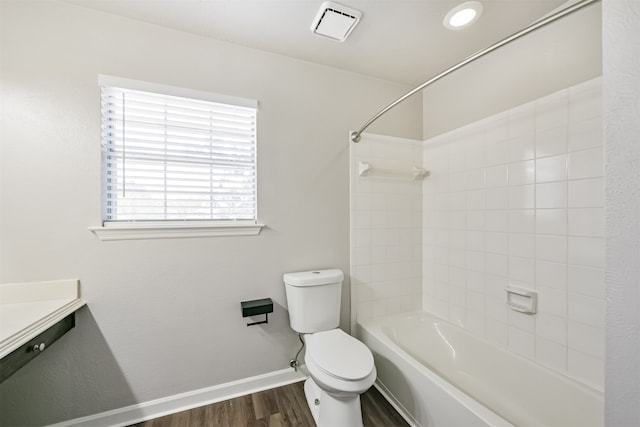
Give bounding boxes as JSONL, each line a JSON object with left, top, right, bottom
{"left": 358, "top": 311, "right": 603, "bottom": 427}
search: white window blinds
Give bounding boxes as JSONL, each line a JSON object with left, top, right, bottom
{"left": 100, "top": 78, "right": 257, "bottom": 223}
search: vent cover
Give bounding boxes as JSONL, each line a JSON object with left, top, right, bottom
{"left": 311, "top": 1, "right": 362, "bottom": 42}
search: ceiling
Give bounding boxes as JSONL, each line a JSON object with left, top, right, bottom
{"left": 65, "top": 0, "right": 571, "bottom": 85}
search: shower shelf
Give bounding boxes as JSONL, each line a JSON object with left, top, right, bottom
{"left": 358, "top": 161, "right": 429, "bottom": 180}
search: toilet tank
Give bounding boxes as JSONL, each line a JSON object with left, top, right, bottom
{"left": 283, "top": 269, "right": 344, "bottom": 334}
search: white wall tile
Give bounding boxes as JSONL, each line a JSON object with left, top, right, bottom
{"left": 486, "top": 253, "right": 508, "bottom": 276}
{"left": 450, "top": 192, "right": 466, "bottom": 210}
{"left": 567, "top": 265, "right": 604, "bottom": 298}
{"left": 536, "top": 286, "right": 568, "bottom": 317}
{"left": 568, "top": 208, "right": 604, "bottom": 237}
{"left": 486, "top": 294, "right": 509, "bottom": 322}
{"left": 509, "top": 233, "right": 535, "bottom": 258}
{"left": 509, "top": 185, "right": 535, "bottom": 209}
{"left": 536, "top": 260, "right": 567, "bottom": 289}
{"left": 465, "top": 146, "right": 486, "bottom": 170}
{"left": 568, "top": 321, "right": 604, "bottom": 358}
{"left": 509, "top": 256, "right": 534, "bottom": 285}
{"left": 466, "top": 231, "right": 485, "bottom": 252}
{"left": 485, "top": 187, "right": 509, "bottom": 210}
{"left": 449, "top": 211, "right": 466, "bottom": 229}
{"left": 508, "top": 136, "right": 536, "bottom": 162}
{"left": 568, "top": 177, "right": 603, "bottom": 207}
{"left": 485, "top": 165, "right": 509, "bottom": 188}
{"left": 466, "top": 211, "right": 485, "bottom": 231}
{"left": 485, "top": 232, "right": 508, "bottom": 254}
{"left": 536, "top": 154, "right": 567, "bottom": 183}
{"left": 536, "top": 209, "right": 567, "bottom": 235}
{"left": 536, "top": 235, "right": 568, "bottom": 264}
{"left": 568, "top": 147, "right": 603, "bottom": 179}
{"left": 509, "top": 210, "right": 535, "bottom": 234}
{"left": 466, "top": 290, "right": 485, "bottom": 313}
{"left": 485, "top": 210, "right": 509, "bottom": 232}
{"left": 466, "top": 251, "right": 485, "bottom": 273}
{"left": 466, "top": 189, "right": 486, "bottom": 210}
{"left": 568, "top": 292, "right": 605, "bottom": 327}
{"left": 416, "top": 77, "right": 603, "bottom": 392}
{"left": 485, "top": 140, "right": 509, "bottom": 166}
{"left": 536, "top": 127, "right": 568, "bottom": 158}
{"left": 509, "top": 160, "right": 535, "bottom": 185}
{"left": 536, "top": 182, "right": 567, "bottom": 208}
{"left": 569, "top": 116, "right": 602, "bottom": 152}
{"left": 508, "top": 326, "right": 535, "bottom": 359}
{"left": 568, "top": 236, "right": 605, "bottom": 268}
{"left": 465, "top": 168, "right": 485, "bottom": 190}
{"left": 509, "top": 308, "right": 536, "bottom": 333}
{"left": 449, "top": 266, "right": 466, "bottom": 287}
{"left": 536, "top": 311, "right": 568, "bottom": 345}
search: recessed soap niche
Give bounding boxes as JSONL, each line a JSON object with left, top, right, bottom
{"left": 506, "top": 286, "right": 537, "bottom": 314}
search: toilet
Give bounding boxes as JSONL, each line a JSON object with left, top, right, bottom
{"left": 283, "top": 269, "right": 376, "bottom": 427}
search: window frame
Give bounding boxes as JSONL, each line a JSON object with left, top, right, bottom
{"left": 90, "top": 75, "right": 264, "bottom": 241}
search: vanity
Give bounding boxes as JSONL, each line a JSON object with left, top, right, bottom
{"left": 0, "top": 279, "right": 85, "bottom": 382}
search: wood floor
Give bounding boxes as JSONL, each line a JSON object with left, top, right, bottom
{"left": 129, "top": 380, "right": 409, "bottom": 427}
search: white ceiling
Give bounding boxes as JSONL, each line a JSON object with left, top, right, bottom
{"left": 65, "top": 0, "right": 570, "bottom": 85}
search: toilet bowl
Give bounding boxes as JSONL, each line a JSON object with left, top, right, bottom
{"left": 305, "top": 329, "right": 376, "bottom": 395}
{"left": 283, "top": 269, "right": 377, "bottom": 427}
{"left": 304, "top": 330, "right": 376, "bottom": 427}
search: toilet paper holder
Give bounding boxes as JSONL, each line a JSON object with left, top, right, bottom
{"left": 241, "top": 298, "right": 273, "bottom": 326}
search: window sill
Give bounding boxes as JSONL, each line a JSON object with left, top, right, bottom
{"left": 88, "top": 222, "right": 265, "bottom": 241}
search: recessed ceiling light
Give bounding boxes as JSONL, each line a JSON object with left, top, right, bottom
{"left": 443, "top": 1, "right": 483, "bottom": 30}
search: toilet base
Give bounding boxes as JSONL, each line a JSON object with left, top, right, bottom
{"left": 304, "top": 378, "right": 364, "bottom": 427}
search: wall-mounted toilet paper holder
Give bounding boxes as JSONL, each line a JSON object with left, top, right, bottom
{"left": 241, "top": 298, "right": 273, "bottom": 326}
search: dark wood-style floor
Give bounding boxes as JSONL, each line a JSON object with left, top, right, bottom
{"left": 129, "top": 380, "right": 409, "bottom": 426}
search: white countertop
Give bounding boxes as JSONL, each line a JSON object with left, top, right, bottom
{"left": 0, "top": 279, "right": 86, "bottom": 358}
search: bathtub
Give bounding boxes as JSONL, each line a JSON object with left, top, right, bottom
{"left": 358, "top": 311, "right": 603, "bottom": 427}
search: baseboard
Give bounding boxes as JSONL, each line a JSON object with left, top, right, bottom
{"left": 373, "top": 380, "right": 421, "bottom": 427}
{"left": 50, "top": 368, "right": 307, "bottom": 427}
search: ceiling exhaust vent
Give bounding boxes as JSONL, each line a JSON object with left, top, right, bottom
{"left": 311, "top": 1, "right": 362, "bottom": 42}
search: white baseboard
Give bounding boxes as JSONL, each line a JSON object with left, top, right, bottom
{"left": 50, "top": 368, "right": 307, "bottom": 427}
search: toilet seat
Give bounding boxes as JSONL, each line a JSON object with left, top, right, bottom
{"left": 306, "top": 329, "right": 375, "bottom": 381}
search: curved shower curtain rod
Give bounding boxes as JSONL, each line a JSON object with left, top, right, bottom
{"left": 350, "top": 0, "right": 600, "bottom": 143}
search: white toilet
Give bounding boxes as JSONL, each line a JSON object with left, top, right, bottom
{"left": 283, "top": 269, "right": 376, "bottom": 427}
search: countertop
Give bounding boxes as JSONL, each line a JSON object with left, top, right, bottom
{"left": 0, "top": 279, "right": 86, "bottom": 358}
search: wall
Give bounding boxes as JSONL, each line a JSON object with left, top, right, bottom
{"left": 0, "top": 1, "right": 422, "bottom": 425}
{"left": 349, "top": 134, "right": 423, "bottom": 325}
{"left": 603, "top": 1, "right": 640, "bottom": 425}
{"left": 422, "top": 77, "right": 604, "bottom": 391}
{"left": 422, "top": 1, "right": 601, "bottom": 139}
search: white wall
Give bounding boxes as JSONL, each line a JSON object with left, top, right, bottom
{"left": 422, "top": 1, "right": 602, "bottom": 139}
{"left": 422, "top": 78, "right": 605, "bottom": 392}
{"left": 603, "top": 1, "right": 640, "bottom": 425}
{"left": 0, "top": 1, "right": 422, "bottom": 425}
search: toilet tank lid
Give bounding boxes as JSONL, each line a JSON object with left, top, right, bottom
{"left": 283, "top": 269, "right": 344, "bottom": 287}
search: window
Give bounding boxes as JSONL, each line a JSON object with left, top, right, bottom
{"left": 90, "top": 76, "right": 263, "bottom": 240}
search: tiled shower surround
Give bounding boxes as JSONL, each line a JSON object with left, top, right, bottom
{"left": 350, "top": 134, "right": 424, "bottom": 321}
{"left": 351, "top": 77, "right": 603, "bottom": 392}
